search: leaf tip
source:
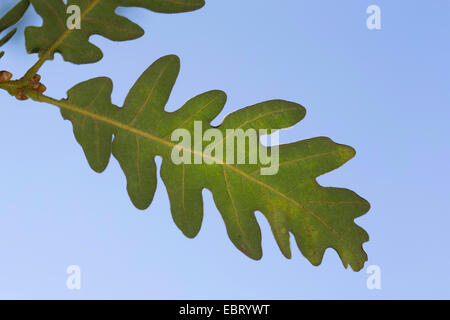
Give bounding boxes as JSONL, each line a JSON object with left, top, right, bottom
{"left": 239, "top": 244, "right": 263, "bottom": 261}
{"left": 126, "top": 182, "right": 156, "bottom": 211}
{"left": 349, "top": 255, "right": 368, "bottom": 272}
{"left": 181, "top": 228, "right": 200, "bottom": 239}
{"left": 88, "top": 159, "right": 109, "bottom": 174}
{"left": 338, "top": 144, "right": 356, "bottom": 161}
{"left": 193, "top": 0, "right": 206, "bottom": 10}
{"left": 182, "top": 0, "right": 206, "bottom": 11}
{"left": 210, "top": 89, "right": 227, "bottom": 102}
{"left": 162, "top": 54, "right": 180, "bottom": 64}
{"left": 360, "top": 198, "right": 371, "bottom": 215}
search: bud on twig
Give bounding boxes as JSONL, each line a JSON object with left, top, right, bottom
{"left": 38, "top": 84, "right": 46, "bottom": 93}
{"left": 0, "top": 71, "right": 12, "bottom": 83}
{"left": 26, "top": 74, "right": 46, "bottom": 94}
{"left": 29, "top": 81, "right": 40, "bottom": 90}
{"left": 31, "top": 74, "right": 41, "bottom": 82}
{"left": 15, "top": 91, "right": 28, "bottom": 101}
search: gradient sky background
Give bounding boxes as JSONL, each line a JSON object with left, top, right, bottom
{"left": 0, "top": 0, "right": 449, "bottom": 299}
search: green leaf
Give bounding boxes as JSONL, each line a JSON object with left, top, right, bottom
{"left": 45, "top": 55, "right": 369, "bottom": 271}
{"left": 0, "top": 0, "right": 30, "bottom": 33}
{"left": 25, "top": 0, "right": 205, "bottom": 64}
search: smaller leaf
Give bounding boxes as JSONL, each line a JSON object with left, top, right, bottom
{"left": 26, "top": 0, "right": 206, "bottom": 65}
{"left": 0, "top": 0, "right": 30, "bottom": 33}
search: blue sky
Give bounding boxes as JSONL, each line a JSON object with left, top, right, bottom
{"left": 0, "top": 0, "right": 449, "bottom": 299}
